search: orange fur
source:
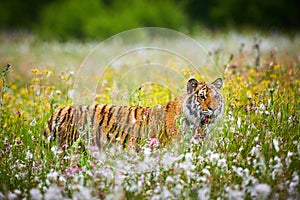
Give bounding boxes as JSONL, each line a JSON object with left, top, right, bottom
{"left": 44, "top": 78, "right": 223, "bottom": 150}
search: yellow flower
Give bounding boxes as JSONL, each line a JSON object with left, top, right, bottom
{"left": 32, "top": 78, "right": 40, "bottom": 83}
{"left": 31, "top": 68, "right": 40, "bottom": 74}
{"left": 42, "top": 69, "right": 54, "bottom": 77}
{"left": 273, "top": 65, "right": 280, "bottom": 70}
{"left": 270, "top": 74, "right": 277, "bottom": 79}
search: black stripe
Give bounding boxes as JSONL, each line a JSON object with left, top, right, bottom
{"left": 137, "top": 108, "right": 144, "bottom": 140}
{"left": 108, "top": 106, "right": 122, "bottom": 138}
{"left": 145, "top": 107, "right": 150, "bottom": 125}
{"left": 165, "top": 102, "right": 171, "bottom": 112}
{"left": 131, "top": 107, "right": 139, "bottom": 134}
{"left": 105, "top": 105, "right": 116, "bottom": 143}
{"left": 123, "top": 106, "right": 133, "bottom": 136}
{"left": 126, "top": 106, "right": 133, "bottom": 124}
{"left": 83, "top": 106, "right": 90, "bottom": 125}
{"left": 106, "top": 105, "right": 116, "bottom": 128}
{"left": 91, "top": 104, "right": 99, "bottom": 127}
{"left": 60, "top": 106, "right": 73, "bottom": 125}
{"left": 52, "top": 108, "right": 64, "bottom": 140}
{"left": 114, "top": 106, "right": 128, "bottom": 142}
{"left": 96, "top": 124, "right": 101, "bottom": 149}
{"left": 54, "top": 108, "right": 63, "bottom": 126}
{"left": 79, "top": 106, "right": 83, "bottom": 127}
{"left": 122, "top": 129, "right": 130, "bottom": 149}
{"left": 67, "top": 112, "right": 75, "bottom": 146}
{"left": 134, "top": 107, "right": 139, "bottom": 121}
{"left": 84, "top": 106, "right": 91, "bottom": 141}
{"left": 66, "top": 108, "right": 74, "bottom": 132}
{"left": 98, "top": 104, "right": 108, "bottom": 128}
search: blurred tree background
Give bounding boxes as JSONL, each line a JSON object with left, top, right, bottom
{"left": 0, "top": 0, "right": 299, "bottom": 40}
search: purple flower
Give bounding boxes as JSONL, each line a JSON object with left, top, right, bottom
{"left": 148, "top": 138, "right": 160, "bottom": 148}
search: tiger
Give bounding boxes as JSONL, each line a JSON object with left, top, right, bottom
{"left": 44, "top": 78, "right": 223, "bottom": 150}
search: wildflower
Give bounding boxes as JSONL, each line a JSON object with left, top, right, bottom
{"left": 44, "top": 184, "right": 63, "bottom": 200}
{"left": 237, "top": 117, "right": 241, "bottom": 129}
{"left": 26, "top": 150, "right": 33, "bottom": 159}
{"left": 31, "top": 68, "right": 40, "bottom": 74}
{"left": 47, "top": 171, "right": 59, "bottom": 181}
{"left": 144, "top": 147, "right": 151, "bottom": 156}
{"left": 165, "top": 176, "right": 174, "bottom": 184}
{"left": 251, "top": 183, "right": 271, "bottom": 199}
{"left": 30, "top": 118, "right": 37, "bottom": 127}
{"left": 55, "top": 90, "right": 61, "bottom": 95}
{"left": 198, "top": 186, "right": 210, "bottom": 200}
{"left": 72, "top": 185, "right": 92, "bottom": 200}
{"left": 285, "top": 151, "right": 293, "bottom": 167}
{"left": 42, "top": 69, "right": 54, "bottom": 77}
{"left": 8, "top": 192, "right": 17, "bottom": 200}
{"left": 247, "top": 91, "right": 252, "bottom": 100}
{"left": 89, "top": 145, "right": 99, "bottom": 152}
{"left": 202, "top": 168, "right": 210, "bottom": 176}
{"left": 66, "top": 166, "right": 83, "bottom": 174}
{"left": 148, "top": 138, "right": 160, "bottom": 148}
{"left": 277, "top": 111, "right": 281, "bottom": 120}
{"left": 218, "top": 157, "right": 227, "bottom": 169}
{"left": 288, "top": 172, "right": 299, "bottom": 197}
{"left": 225, "top": 186, "right": 244, "bottom": 200}
{"left": 273, "top": 138, "right": 279, "bottom": 152}
{"left": 30, "top": 188, "right": 42, "bottom": 200}
{"left": 14, "top": 110, "right": 21, "bottom": 117}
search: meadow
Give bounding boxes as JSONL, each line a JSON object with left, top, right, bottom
{"left": 0, "top": 31, "right": 299, "bottom": 199}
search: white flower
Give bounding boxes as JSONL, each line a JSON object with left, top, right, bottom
{"left": 73, "top": 185, "right": 92, "bottom": 200}
{"left": 237, "top": 117, "right": 241, "bottom": 129}
{"left": 285, "top": 151, "right": 293, "bottom": 167}
{"left": 8, "top": 192, "right": 17, "bottom": 200}
{"left": 47, "top": 171, "right": 59, "bottom": 181}
{"left": 26, "top": 150, "right": 33, "bottom": 159}
{"left": 273, "top": 138, "right": 279, "bottom": 152}
{"left": 166, "top": 176, "right": 174, "bottom": 183}
{"left": 30, "top": 118, "right": 37, "bottom": 127}
{"left": 218, "top": 158, "right": 227, "bottom": 169}
{"left": 68, "top": 89, "right": 74, "bottom": 99}
{"left": 251, "top": 183, "right": 271, "bottom": 199}
{"left": 225, "top": 186, "right": 244, "bottom": 200}
{"left": 44, "top": 184, "right": 63, "bottom": 200}
{"left": 198, "top": 186, "right": 210, "bottom": 200}
{"left": 30, "top": 188, "right": 43, "bottom": 200}
{"left": 161, "top": 186, "right": 173, "bottom": 199}
{"left": 202, "top": 168, "right": 210, "bottom": 176}
{"left": 144, "top": 147, "right": 152, "bottom": 156}
{"left": 288, "top": 172, "right": 299, "bottom": 198}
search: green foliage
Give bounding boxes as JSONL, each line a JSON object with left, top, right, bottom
{"left": 38, "top": 0, "right": 187, "bottom": 40}
{"left": 1, "top": 0, "right": 299, "bottom": 40}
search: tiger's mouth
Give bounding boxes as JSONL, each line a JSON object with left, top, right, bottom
{"left": 201, "top": 116, "right": 214, "bottom": 125}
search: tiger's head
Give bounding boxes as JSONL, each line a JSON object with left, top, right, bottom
{"left": 183, "top": 78, "right": 223, "bottom": 128}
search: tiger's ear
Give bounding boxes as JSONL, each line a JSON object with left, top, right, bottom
{"left": 187, "top": 78, "right": 198, "bottom": 94}
{"left": 212, "top": 78, "right": 223, "bottom": 89}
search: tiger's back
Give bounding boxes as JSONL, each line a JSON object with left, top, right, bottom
{"left": 44, "top": 78, "right": 223, "bottom": 150}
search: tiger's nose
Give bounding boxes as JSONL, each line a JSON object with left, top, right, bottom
{"left": 203, "top": 108, "right": 213, "bottom": 117}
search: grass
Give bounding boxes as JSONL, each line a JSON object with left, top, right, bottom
{"left": 0, "top": 31, "right": 299, "bottom": 199}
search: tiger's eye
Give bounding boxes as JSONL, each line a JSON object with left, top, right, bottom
{"left": 199, "top": 92, "right": 206, "bottom": 100}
